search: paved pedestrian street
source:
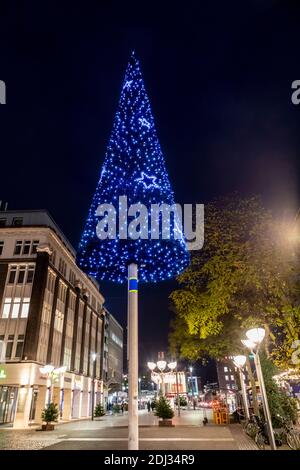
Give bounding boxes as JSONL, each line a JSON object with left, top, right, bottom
{"left": 0, "top": 410, "right": 258, "bottom": 451}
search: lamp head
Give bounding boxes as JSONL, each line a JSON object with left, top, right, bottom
{"left": 168, "top": 361, "right": 177, "bottom": 371}
{"left": 157, "top": 360, "right": 167, "bottom": 371}
{"left": 147, "top": 361, "right": 156, "bottom": 371}
{"left": 241, "top": 339, "right": 256, "bottom": 350}
{"left": 246, "top": 327, "right": 265, "bottom": 344}
{"left": 40, "top": 364, "right": 54, "bottom": 374}
{"left": 232, "top": 355, "right": 247, "bottom": 368}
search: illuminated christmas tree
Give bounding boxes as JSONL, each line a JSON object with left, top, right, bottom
{"left": 77, "top": 51, "right": 189, "bottom": 283}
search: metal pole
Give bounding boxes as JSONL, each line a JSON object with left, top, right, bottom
{"left": 176, "top": 368, "right": 180, "bottom": 417}
{"left": 238, "top": 367, "right": 250, "bottom": 420}
{"left": 128, "top": 263, "right": 139, "bottom": 450}
{"left": 91, "top": 359, "right": 96, "bottom": 420}
{"left": 254, "top": 352, "right": 276, "bottom": 450}
{"left": 161, "top": 372, "right": 165, "bottom": 396}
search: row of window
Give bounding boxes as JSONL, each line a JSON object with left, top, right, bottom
{"left": 225, "top": 375, "right": 235, "bottom": 381}
{"left": 2, "top": 297, "right": 30, "bottom": 318}
{"left": 0, "top": 240, "right": 39, "bottom": 257}
{"left": 0, "top": 217, "right": 23, "bottom": 228}
{"left": 0, "top": 334, "right": 24, "bottom": 359}
{"left": 8, "top": 265, "right": 35, "bottom": 285}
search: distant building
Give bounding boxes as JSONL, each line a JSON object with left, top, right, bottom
{"left": 0, "top": 209, "right": 109, "bottom": 427}
{"left": 216, "top": 359, "right": 239, "bottom": 392}
{"left": 102, "top": 308, "right": 123, "bottom": 407}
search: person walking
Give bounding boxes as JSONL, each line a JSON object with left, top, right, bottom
{"left": 147, "top": 400, "right": 151, "bottom": 413}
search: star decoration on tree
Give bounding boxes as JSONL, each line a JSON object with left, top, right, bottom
{"left": 135, "top": 171, "right": 159, "bottom": 189}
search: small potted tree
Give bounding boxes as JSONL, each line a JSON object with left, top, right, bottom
{"left": 155, "top": 396, "right": 174, "bottom": 427}
{"left": 41, "top": 403, "right": 59, "bottom": 431}
{"left": 94, "top": 403, "right": 106, "bottom": 419}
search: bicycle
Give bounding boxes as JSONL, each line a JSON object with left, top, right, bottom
{"left": 279, "top": 418, "right": 300, "bottom": 450}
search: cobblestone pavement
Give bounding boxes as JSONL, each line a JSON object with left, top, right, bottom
{"left": 0, "top": 410, "right": 258, "bottom": 451}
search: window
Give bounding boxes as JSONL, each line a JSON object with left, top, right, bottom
{"left": 58, "top": 258, "right": 67, "bottom": 277}
{"left": 31, "top": 240, "right": 39, "bottom": 254}
{"left": 0, "top": 241, "right": 4, "bottom": 256}
{"left": 5, "top": 335, "right": 14, "bottom": 359}
{"left": 11, "top": 298, "right": 21, "bottom": 318}
{"left": 225, "top": 375, "right": 229, "bottom": 381}
{"left": 14, "top": 241, "right": 22, "bottom": 255}
{"left": 231, "top": 375, "right": 234, "bottom": 381}
{"left": 224, "top": 366, "right": 228, "bottom": 372}
{"left": 20, "top": 298, "right": 30, "bottom": 318}
{"left": 2, "top": 298, "right": 11, "bottom": 318}
{"left": 12, "top": 217, "right": 23, "bottom": 227}
{"left": 15, "top": 335, "right": 24, "bottom": 358}
{"left": 0, "top": 219, "right": 6, "bottom": 227}
{"left": 22, "top": 241, "right": 31, "bottom": 255}
{"left": 69, "top": 270, "right": 76, "bottom": 286}
{"left": 0, "top": 335, "right": 4, "bottom": 358}
{"left": 8, "top": 266, "right": 17, "bottom": 284}
{"left": 26, "top": 266, "right": 35, "bottom": 284}
{"left": 17, "top": 268, "right": 26, "bottom": 284}
{"left": 50, "top": 250, "right": 56, "bottom": 266}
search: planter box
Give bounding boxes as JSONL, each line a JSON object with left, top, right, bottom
{"left": 41, "top": 423, "right": 55, "bottom": 431}
{"left": 159, "top": 419, "right": 174, "bottom": 427}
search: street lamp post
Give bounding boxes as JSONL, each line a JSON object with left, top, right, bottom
{"left": 189, "top": 366, "right": 194, "bottom": 398}
{"left": 91, "top": 353, "right": 97, "bottom": 421}
{"left": 168, "top": 361, "right": 180, "bottom": 417}
{"left": 241, "top": 328, "right": 276, "bottom": 450}
{"left": 157, "top": 360, "right": 167, "bottom": 396}
{"left": 232, "top": 355, "right": 250, "bottom": 421}
{"left": 39, "top": 365, "right": 66, "bottom": 408}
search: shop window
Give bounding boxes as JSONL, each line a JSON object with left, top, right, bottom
{"left": 0, "top": 219, "right": 6, "bottom": 227}
{"left": 0, "top": 241, "right": 4, "bottom": 256}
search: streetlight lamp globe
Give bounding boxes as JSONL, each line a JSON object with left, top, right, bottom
{"left": 157, "top": 360, "right": 167, "bottom": 372}
{"left": 232, "top": 355, "right": 247, "bottom": 368}
{"left": 241, "top": 339, "right": 256, "bottom": 350}
{"left": 147, "top": 361, "right": 156, "bottom": 371}
{"left": 168, "top": 361, "right": 177, "bottom": 370}
{"left": 40, "top": 364, "right": 54, "bottom": 374}
{"left": 246, "top": 327, "right": 265, "bottom": 344}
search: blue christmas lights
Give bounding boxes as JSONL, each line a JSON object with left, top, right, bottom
{"left": 77, "top": 51, "right": 190, "bottom": 283}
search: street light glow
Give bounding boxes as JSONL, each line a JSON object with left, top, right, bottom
{"left": 232, "top": 355, "right": 247, "bottom": 368}
{"left": 168, "top": 361, "right": 177, "bottom": 370}
{"left": 40, "top": 364, "right": 54, "bottom": 374}
{"left": 241, "top": 339, "right": 256, "bottom": 350}
{"left": 147, "top": 361, "right": 156, "bottom": 371}
{"left": 246, "top": 327, "right": 265, "bottom": 344}
{"left": 157, "top": 360, "right": 167, "bottom": 371}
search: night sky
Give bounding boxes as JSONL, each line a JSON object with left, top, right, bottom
{"left": 1, "top": 1, "right": 300, "bottom": 381}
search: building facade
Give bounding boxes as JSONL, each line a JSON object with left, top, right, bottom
{"left": 0, "top": 210, "right": 106, "bottom": 427}
{"left": 102, "top": 309, "right": 123, "bottom": 408}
